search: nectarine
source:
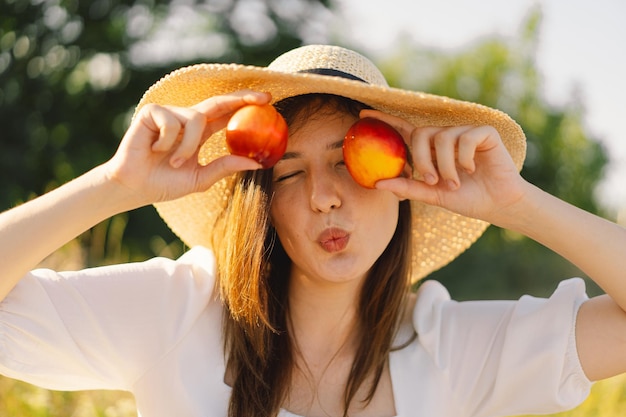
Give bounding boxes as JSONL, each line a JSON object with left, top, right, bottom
{"left": 343, "top": 117, "right": 407, "bottom": 188}
{"left": 225, "top": 104, "right": 288, "bottom": 168}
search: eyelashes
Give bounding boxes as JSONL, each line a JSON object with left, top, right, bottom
{"left": 274, "top": 160, "right": 346, "bottom": 183}
{"left": 274, "top": 171, "right": 302, "bottom": 183}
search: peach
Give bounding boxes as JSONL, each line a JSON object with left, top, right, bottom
{"left": 225, "top": 104, "right": 288, "bottom": 168}
{"left": 343, "top": 117, "right": 407, "bottom": 188}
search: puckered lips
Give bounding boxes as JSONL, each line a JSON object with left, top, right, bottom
{"left": 317, "top": 227, "right": 350, "bottom": 253}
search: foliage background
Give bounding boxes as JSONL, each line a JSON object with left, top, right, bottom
{"left": 0, "top": 0, "right": 621, "bottom": 415}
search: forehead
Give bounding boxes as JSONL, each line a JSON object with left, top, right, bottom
{"left": 286, "top": 111, "right": 357, "bottom": 150}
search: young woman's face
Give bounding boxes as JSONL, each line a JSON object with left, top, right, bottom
{"left": 270, "top": 109, "right": 401, "bottom": 286}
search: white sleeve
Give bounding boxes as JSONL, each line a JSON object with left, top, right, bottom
{"left": 414, "top": 277, "right": 593, "bottom": 417}
{"left": 0, "top": 246, "right": 217, "bottom": 392}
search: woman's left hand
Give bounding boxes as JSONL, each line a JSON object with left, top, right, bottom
{"left": 362, "top": 109, "right": 528, "bottom": 225}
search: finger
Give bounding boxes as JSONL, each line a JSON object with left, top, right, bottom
{"left": 359, "top": 109, "right": 416, "bottom": 139}
{"left": 432, "top": 128, "right": 467, "bottom": 190}
{"left": 139, "top": 104, "right": 184, "bottom": 153}
{"left": 195, "top": 155, "right": 263, "bottom": 190}
{"left": 165, "top": 108, "right": 207, "bottom": 168}
{"left": 145, "top": 105, "right": 208, "bottom": 168}
{"left": 410, "top": 127, "right": 440, "bottom": 185}
{"left": 457, "top": 130, "right": 479, "bottom": 174}
{"left": 456, "top": 126, "right": 503, "bottom": 174}
{"left": 193, "top": 90, "right": 272, "bottom": 134}
{"left": 375, "top": 176, "right": 438, "bottom": 205}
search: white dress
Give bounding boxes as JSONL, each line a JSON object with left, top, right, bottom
{"left": 0, "top": 247, "right": 592, "bottom": 417}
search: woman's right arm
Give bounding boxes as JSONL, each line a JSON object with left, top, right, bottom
{"left": 0, "top": 90, "right": 269, "bottom": 301}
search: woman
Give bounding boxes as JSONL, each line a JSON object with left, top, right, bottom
{"left": 1, "top": 45, "right": 625, "bottom": 417}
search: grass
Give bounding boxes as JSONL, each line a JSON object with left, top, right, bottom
{"left": 1, "top": 374, "right": 625, "bottom": 416}
{"left": 0, "top": 376, "right": 136, "bottom": 417}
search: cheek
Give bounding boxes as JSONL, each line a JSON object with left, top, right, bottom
{"left": 361, "top": 193, "right": 400, "bottom": 242}
{"left": 270, "top": 192, "right": 301, "bottom": 244}
{"left": 270, "top": 211, "right": 304, "bottom": 266}
{"left": 381, "top": 202, "right": 400, "bottom": 238}
{"left": 269, "top": 188, "right": 290, "bottom": 224}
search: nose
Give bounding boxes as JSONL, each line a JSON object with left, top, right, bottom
{"left": 309, "top": 171, "right": 342, "bottom": 213}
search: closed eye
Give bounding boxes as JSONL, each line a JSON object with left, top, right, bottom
{"left": 274, "top": 171, "right": 302, "bottom": 183}
{"left": 335, "top": 159, "right": 348, "bottom": 171}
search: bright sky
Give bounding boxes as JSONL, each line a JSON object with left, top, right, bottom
{"left": 331, "top": 0, "right": 626, "bottom": 214}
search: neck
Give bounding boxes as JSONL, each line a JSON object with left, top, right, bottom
{"left": 287, "top": 269, "right": 364, "bottom": 358}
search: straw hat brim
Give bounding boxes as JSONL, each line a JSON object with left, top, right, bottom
{"left": 134, "top": 64, "right": 526, "bottom": 282}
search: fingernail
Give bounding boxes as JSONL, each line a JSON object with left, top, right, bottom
{"left": 245, "top": 160, "right": 263, "bottom": 170}
{"left": 424, "top": 173, "right": 437, "bottom": 185}
{"left": 171, "top": 157, "right": 184, "bottom": 168}
{"left": 246, "top": 92, "right": 269, "bottom": 102}
{"left": 446, "top": 179, "right": 459, "bottom": 190}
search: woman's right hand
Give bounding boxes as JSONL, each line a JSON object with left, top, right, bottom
{"left": 0, "top": 90, "right": 271, "bottom": 300}
{"left": 103, "top": 90, "right": 270, "bottom": 208}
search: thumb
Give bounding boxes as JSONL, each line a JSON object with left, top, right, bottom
{"left": 375, "top": 177, "right": 439, "bottom": 205}
{"left": 195, "top": 155, "right": 263, "bottom": 190}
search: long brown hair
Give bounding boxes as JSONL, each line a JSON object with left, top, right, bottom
{"left": 213, "top": 94, "right": 413, "bottom": 417}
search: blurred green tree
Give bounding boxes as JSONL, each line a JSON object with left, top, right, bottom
{"left": 0, "top": 0, "right": 332, "bottom": 265}
{"left": 378, "top": 8, "right": 608, "bottom": 299}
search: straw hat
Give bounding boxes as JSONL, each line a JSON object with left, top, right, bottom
{"left": 135, "top": 44, "right": 526, "bottom": 282}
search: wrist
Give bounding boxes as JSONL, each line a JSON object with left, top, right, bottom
{"left": 487, "top": 181, "right": 544, "bottom": 233}
{"left": 95, "top": 162, "right": 152, "bottom": 213}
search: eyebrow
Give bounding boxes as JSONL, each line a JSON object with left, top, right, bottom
{"left": 280, "top": 138, "right": 344, "bottom": 161}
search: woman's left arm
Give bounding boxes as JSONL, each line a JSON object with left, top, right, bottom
{"left": 364, "top": 109, "right": 626, "bottom": 381}
{"left": 506, "top": 183, "right": 626, "bottom": 382}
